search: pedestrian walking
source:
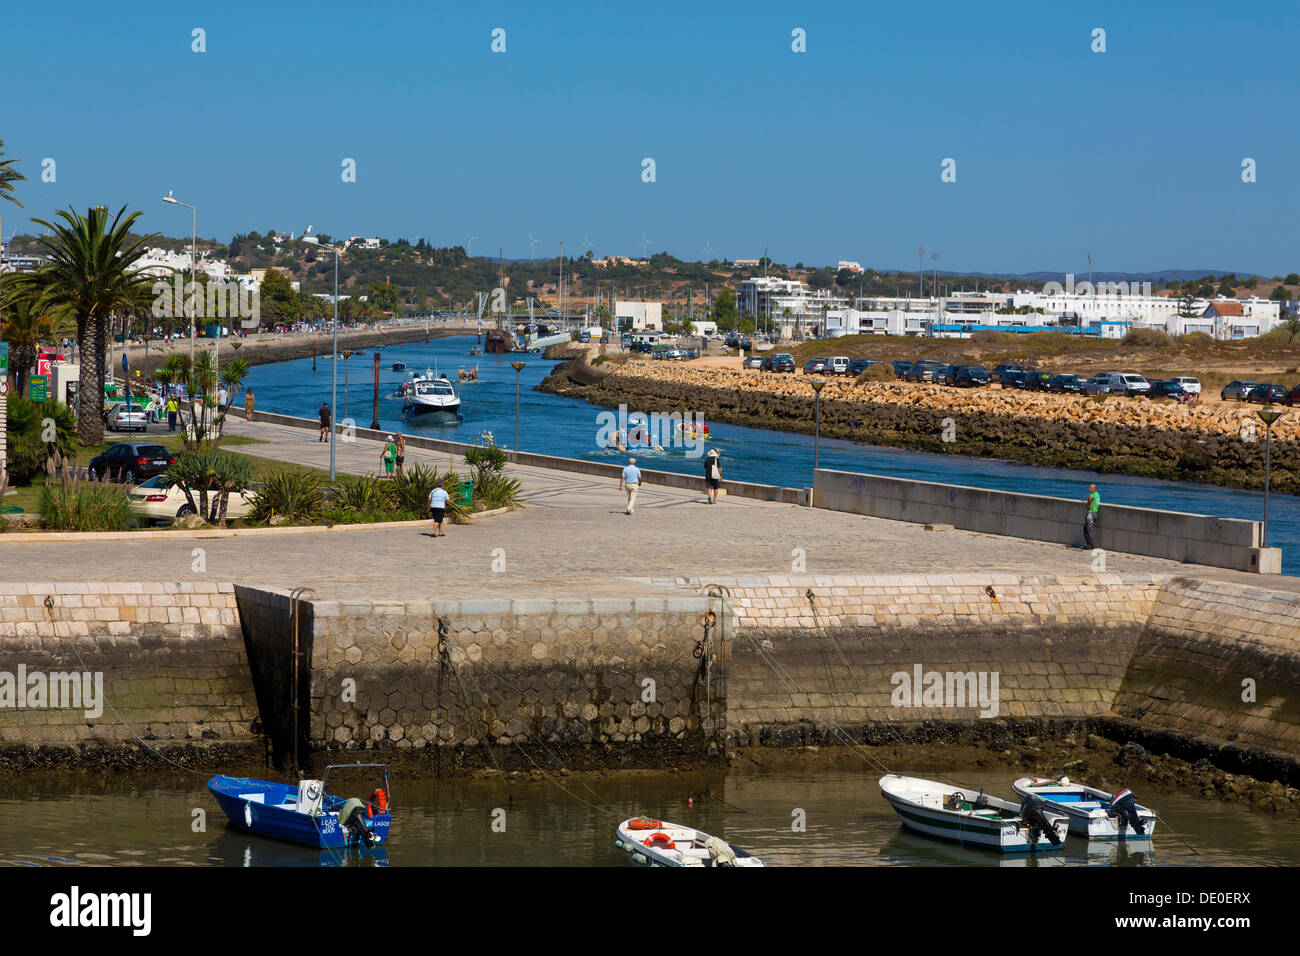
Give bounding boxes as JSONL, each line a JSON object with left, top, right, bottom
{"left": 1083, "top": 483, "right": 1101, "bottom": 549}
{"left": 428, "top": 478, "right": 449, "bottom": 537}
{"left": 318, "top": 403, "right": 331, "bottom": 442}
{"left": 619, "top": 456, "right": 641, "bottom": 515}
{"left": 382, "top": 434, "right": 398, "bottom": 477}
{"left": 166, "top": 396, "right": 178, "bottom": 432}
{"left": 703, "top": 448, "right": 722, "bottom": 504}
{"left": 395, "top": 433, "right": 406, "bottom": 475}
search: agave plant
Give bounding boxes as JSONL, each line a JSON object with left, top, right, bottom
{"left": 472, "top": 469, "right": 523, "bottom": 509}
{"left": 163, "top": 449, "right": 254, "bottom": 524}
{"left": 331, "top": 475, "right": 396, "bottom": 514}
{"left": 389, "top": 463, "right": 467, "bottom": 520}
{"left": 249, "top": 470, "right": 324, "bottom": 524}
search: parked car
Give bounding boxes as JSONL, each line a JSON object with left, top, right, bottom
{"left": 761, "top": 353, "right": 796, "bottom": 373}
{"left": 993, "top": 363, "right": 1030, "bottom": 382}
{"left": 1287, "top": 385, "right": 1300, "bottom": 407}
{"left": 1104, "top": 372, "right": 1150, "bottom": 396}
{"left": 1221, "top": 380, "right": 1258, "bottom": 401}
{"left": 86, "top": 442, "right": 177, "bottom": 485}
{"left": 1000, "top": 370, "right": 1028, "bottom": 389}
{"left": 1246, "top": 383, "right": 1288, "bottom": 404}
{"left": 743, "top": 354, "right": 764, "bottom": 369}
{"left": 931, "top": 364, "right": 954, "bottom": 385}
{"left": 824, "top": 356, "right": 851, "bottom": 376}
{"left": 1083, "top": 373, "right": 1114, "bottom": 396}
{"left": 906, "top": 361, "right": 944, "bottom": 383}
{"left": 1168, "top": 376, "right": 1201, "bottom": 397}
{"left": 1047, "top": 374, "right": 1086, "bottom": 394}
{"left": 951, "top": 365, "right": 991, "bottom": 387}
{"left": 847, "top": 358, "right": 878, "bottom": 376}
{"left": 1023, "top": 371, "right": 1054, "bottom": 392}
{"left": 892, "top": 360, "right": 914, "bottom": 379}
{"left": 803, "top": 357, "right": 829, "bottom": 374}
{"left": 127, "top": 475, "right": 257, "bottom": 524}
{"left": 1148, "top": 380, "right": 1191, "bottom": 403}
{"left": 105, "top": 402, "right": 149, "bottom": 432}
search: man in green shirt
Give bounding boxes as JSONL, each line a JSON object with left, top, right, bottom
{"left": 1083, "top": 483, "right": 1100, "bottom": 549}
{"left": 382, "top": 435, "right": 398, "bottom": 477}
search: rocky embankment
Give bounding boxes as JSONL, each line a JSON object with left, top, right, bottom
{"left": 539, "top": 353, "right": 1300, "bottom": 494}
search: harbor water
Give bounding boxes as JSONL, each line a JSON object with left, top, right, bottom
{"left": 240, "top": 335, "right": 1300, "bottom": 574}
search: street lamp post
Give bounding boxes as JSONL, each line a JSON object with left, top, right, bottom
{"left": 160, "top": 192, "right": 196, "bottom": 364}
{"left": 302, "top": 232, "right": 339, "bottom": 480}
{"left": 810, "top": 379, "right": 826, "bottom": 506}
{"left": 510, "top": 361, "right": 526, "bottom": 455}
{"left": 1257, "top": 406, "right": 1284, "bottom": 548}
{"left": 342, "top": 350, "right": 353, "bottom": 425}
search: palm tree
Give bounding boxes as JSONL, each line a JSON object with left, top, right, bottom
{"left": 14, "top": 206, "right": 157, "bottom": 444}
{"left": 0, "top": 278, "right": 53, "bottom": 395}
{"left": 0, "top": 139, "right": 23, "bottom": 207}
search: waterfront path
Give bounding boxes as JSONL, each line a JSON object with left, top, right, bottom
{"left": 5, "top": 417, "right": 1293, "bottom": 600}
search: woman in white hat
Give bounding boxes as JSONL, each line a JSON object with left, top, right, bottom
{"left": 382, "top": 434, "right": 398, "bottom": 477}
{"left": 703, "top": 449, "right": 722, "bottom": 504}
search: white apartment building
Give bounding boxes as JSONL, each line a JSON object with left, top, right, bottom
{"left": 737, "top": 277, "right": 849, "bottom": 335}
{"left": 614, "top": 300, "right": 662, "bottom": 331}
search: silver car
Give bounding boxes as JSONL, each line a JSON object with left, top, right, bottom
{"left": 1083, "top": 374, "right": 1112, "bottom": 396}
{"left": 1221, "top": 380, "right": 1257, "bottom": 401}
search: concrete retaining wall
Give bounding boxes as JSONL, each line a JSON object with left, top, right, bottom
{"left": 0, "top": 583, "right": 259, "bottom": 751}
{"left": 814, "top": 468, "right": 1281, "bottom": 573}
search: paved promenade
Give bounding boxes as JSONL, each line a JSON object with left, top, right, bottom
{"left": 4, "top": 417, "right": 1290, "bottom": 600}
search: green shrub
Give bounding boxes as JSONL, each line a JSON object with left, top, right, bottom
{"left": 331, "top": 475, "right": 396, "bottom": 514}
{"left": 1121, "top": 328, "right": 1172, "bottom": 347}
{"left": 472, "top": 469, "right": 523, "bottom": 509}
{"left": 4, "top": 396, "right": 77, "bottom": 485}
{"left": 464, "top": 443, "right": 508, "bottom": 472}
{"left": 1180, "top": 331, "right": 1214, "bottom": 346}
{"left": 322, "top": 505, "right": 415, "bottom": 525}
{"left": 250, "top": 470, "right": 324, "bottom": 523}
{"left": 39, "top": 477, "right": 134, "bottom": 531}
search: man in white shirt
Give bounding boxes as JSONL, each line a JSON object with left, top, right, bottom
{"left": 428, "top": 479, "right": 450, "bottom": 537}
{"left": 618, "top": 458, "right": 641, "bottom": 515}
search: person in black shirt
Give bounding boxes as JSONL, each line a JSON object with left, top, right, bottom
{"left": 703, "top": 449, "right": 722, "bottom": 504}
{"left": 318, "top": 403, "right": 331, "bottom": 442}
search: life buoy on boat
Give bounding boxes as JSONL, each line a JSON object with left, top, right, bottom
{"left": 627, "top": 818, "right": 662, "bottom": 830}
{"left": 643, "top": 832, "right": 676, "bottom": 850}
{"left": 368, "top": 787, "right": 388, "bottom": 817}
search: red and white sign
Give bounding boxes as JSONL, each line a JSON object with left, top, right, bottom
{"left": 37, "top": 358, "right": 51, "bottom": 376}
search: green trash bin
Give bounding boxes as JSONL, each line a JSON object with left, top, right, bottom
{"left": 458, "top": 479, "right": 474, "bottom": 508}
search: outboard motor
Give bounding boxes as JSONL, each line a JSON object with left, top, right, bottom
{"left": 1108, "top": 788, "right": 1146, "bottom": 835}
{"left": 1019, "top": 794, "right": 1063, "bottom": 847}
{"left": 338, "top": 797, "right": 377, "bottom": 847}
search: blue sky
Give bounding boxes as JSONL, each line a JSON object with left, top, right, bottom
{"left": 3, "top": 0, "right": 1297, "bottom": 275}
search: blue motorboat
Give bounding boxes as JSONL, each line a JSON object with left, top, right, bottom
{"left": 207, "top": 763, "right": 393, "bottom": 849}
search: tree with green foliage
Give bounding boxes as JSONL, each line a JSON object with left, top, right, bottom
{"left": 258, "top": 267, "right": 301, "bottom": 323}
{"left": 2, "top": 394, "right": 76, "bottom": 484}
{"left": 711, "top": 287, "right": 739, "bottom": 331}
{"left": 13, "top": 205, "right": 157, "bottom": 445}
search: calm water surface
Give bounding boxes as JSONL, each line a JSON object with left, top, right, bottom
{"left": 241, "top": 336, "right": 1300, "bottom": 574}
{"left": 3, "top": 760, "right": 1297, "bottom": 867}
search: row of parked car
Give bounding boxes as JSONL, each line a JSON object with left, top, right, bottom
{"left": 1220, "top": 380, "right": 1300, "bottom": 405}
{"left": 891, "top": 361, "right": 1208, "bottom": 401}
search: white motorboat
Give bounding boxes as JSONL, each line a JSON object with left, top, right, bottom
{"left": 614, "top": 818, "right": 763, "bottom": 867}
{"left": 385, "top": 368, "right": 437, "bottom": 401}
{"left": 1012, "top": 776, "right": 1157, "bottom": 840}
{"left": 401, "top": 377, "right": 461, "bottom": 419}
{"left": 879, "top": 774, "right": 1067, "bottom": 853}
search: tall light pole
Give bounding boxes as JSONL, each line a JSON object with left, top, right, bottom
{"left": 161, "top": 192, "right": 196, "bottom": 364}
{"left": 302, "top": 231, "right": 339, "bottom": 480}
{"left": 810, "top": 379, "right": 826, "bottom": 506}
{"left": 1257, "top": 406, "right": 1284, "bottom": 547}
{"left": 510, "top": 361, "right": 526, "bottom": 454}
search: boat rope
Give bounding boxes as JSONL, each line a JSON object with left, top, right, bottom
{"left": 1152, "top": 811, "right": 1201, "bottom": 856}
{"left": 43, "top": 595, "right": 215, "bottom": 777}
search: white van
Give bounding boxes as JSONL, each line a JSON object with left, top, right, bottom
{"left": 825, "top": 356, "right": 851, "bottom": 375}
{"left": 1104, "top": 372, "right": 1150, "bottom": 396}
{"left": 1169, "top": 376, "right": 1201, "bottom": 395}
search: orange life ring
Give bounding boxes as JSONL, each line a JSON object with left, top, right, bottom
{"left": 643, "top": 832, "right": 675, "bottom": 850}
{"left": 369, "top": 788, "right": 388, "bottom": 817}
{"left": 627, "top": 818, "right": 662, "bottom": 830}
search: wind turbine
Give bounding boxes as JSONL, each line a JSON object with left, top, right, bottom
{"left": 529, "top": 234, "right": 540, "bottom": 260}
{"left": 465, "top": 233, "right": 478, "bottom": 258}
{"left": 639, "top": 233, "right": 652, "bottom": 258}
{"left": 917, "top": 245, "right": 926, "bottom": 297}
{"left": 701, "top": 238, "right": 714, "bottom": 259}
{"left": 579, "top": 234, "right": 594, "bottom": 255}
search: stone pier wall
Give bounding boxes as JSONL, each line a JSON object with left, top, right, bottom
{"left": 708, "top": 574, "right": 1160, "bottom": 745}
{"left": 0, "top": 582, "right": 259, "bottom": 753}
{"left": 305, "top": 594, "right": 720, "bottom": 765}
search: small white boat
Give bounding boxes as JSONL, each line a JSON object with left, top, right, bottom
{"left": 879, "top": 774, "right": 1067, "bottom": 853}
{"left": 1012, "top": 776, "right": 1157, "bottom": 841}
{"left": 614, "top": 818, "right": 763, "bottom": 867}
